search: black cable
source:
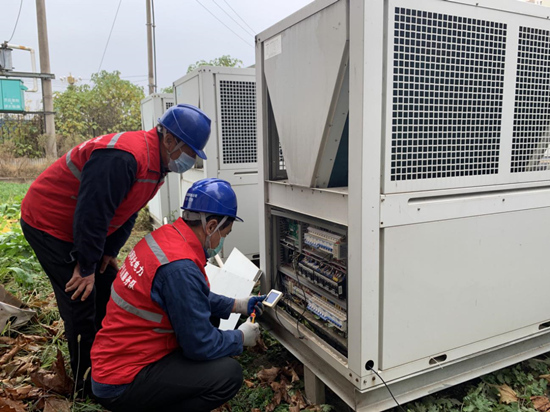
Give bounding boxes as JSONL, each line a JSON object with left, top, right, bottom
{"left": 366, "top": 366, "right": 407, "bottom": 412}
{"left": 97, "top": 0, "right": 123, "bottom": 73}
{"left": 211, "top": 0, "right": 255, "bottom": 37}
{"left": 194, "top": 0, "right": 253, "bottom": 47}
{"left": 221, "top": 0, "right": 256, "bottom": 34}
{"left": 6, "top": 0, "right": 23, "bottom": 44}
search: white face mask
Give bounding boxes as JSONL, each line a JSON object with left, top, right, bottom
{"left": 167, "top": 141, "right": 196, "bottom": 173}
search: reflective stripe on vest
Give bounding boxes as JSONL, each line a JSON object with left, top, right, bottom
{"left": 107, "top": 132, "right": 124, "bottom": 148}
{"left": 153, "top": 328, "right": 175, "bottom": 334}
{"left": 110, "top": 285, "right": 162, "bottom": 323}
{"left": 136, "top": 179, "right": 159, "bottom": 183}
{"left": 65, "top": 149, "right": 81, "bottom": 181}
{"left": 145, "top": 233, "right": 170, "bottom": 265}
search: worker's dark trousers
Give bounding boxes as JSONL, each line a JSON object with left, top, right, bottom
{"left": 20, "top": 219, "right": 116, "bottom": 397}
{"left": 94, "top": 350, "right": 243, "bottom": 412}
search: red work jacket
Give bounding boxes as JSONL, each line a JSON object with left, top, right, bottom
{"left": 91, "top": 218, "right": 209, "bottom": 385}
{"left": 21, "top": 129, "right": 164, "bottom": 242}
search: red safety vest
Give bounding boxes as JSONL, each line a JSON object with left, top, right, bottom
{"left": 21, "top": 129, "right": 164, "bottom": 242}
{"left": 91, "top": 218, "right": 209, "bottom": 385}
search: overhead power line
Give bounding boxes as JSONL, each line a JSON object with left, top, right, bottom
{"left": 97, "top": 0, "right": 123, "bottom": 73}
{"left": 221, "top": 0, "right": 256, "bottom": 35}
{"left": 195, "top": 0, "right": 253, "bottom": 47}
{"left": 6, "top": 0, "right": 24, "bottom": 43}
{"left": 210, "top": 0, "right": 255, "bottom": 37}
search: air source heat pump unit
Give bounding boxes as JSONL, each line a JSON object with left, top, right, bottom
{"left": 173, "top": 66, "right": 259, "bottom": 261}
{"left": 140, "top": 93, "right": 178, "bottom": 226}
{"left": 257, "top": 0, "right": 550, "bottom": 410}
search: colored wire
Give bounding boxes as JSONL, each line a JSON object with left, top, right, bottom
{"left": 97, "top": 0, "right": 123, "bottom": 73}
{"left": 6, "top": 0, "right": 23, "bottom": 44}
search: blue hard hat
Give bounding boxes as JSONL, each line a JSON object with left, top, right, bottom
{"left": 158, "top": 104, "right": 211, "bottom": 160}
{"left": 182, "top": 178, "right": 243, "bottom": 222}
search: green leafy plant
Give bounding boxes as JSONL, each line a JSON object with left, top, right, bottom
{"left": 187, "top": 54, "right": 244, "bottom": 73}
{"left": 54, "top": 70, "right": 145, "bottom": 145}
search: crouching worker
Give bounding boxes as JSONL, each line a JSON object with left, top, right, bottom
{"left": 90, "top": 178, "right": 265, "bottom": 412}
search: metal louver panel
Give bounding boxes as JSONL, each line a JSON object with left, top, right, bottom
{"left": 511, "top": 26, "right": 550, "bottom": 173}
{"left": 219, "top": 80, "right": 257, "bottom": 165}
{"left": 390, "top": 8, "right": 506, "bottom": 181}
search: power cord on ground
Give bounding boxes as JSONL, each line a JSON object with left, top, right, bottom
{"left": 365, "top": 364, "right": 407, "bottom": 412}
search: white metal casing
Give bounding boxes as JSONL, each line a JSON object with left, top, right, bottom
{"left": 173, "top": 67, "right": 259, "bottom": 260}
{"left": 257, "top": 0, "right": 550, "bottom": 410}
{"left": 139, "top": 93, "right": 179, "bottom": 226}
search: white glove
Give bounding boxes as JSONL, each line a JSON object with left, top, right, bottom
{"left": 238, "top": 319, "right": 260, "bottom": 347}
{"left": 233, "top": 295, "right": 266, "bottom": 316}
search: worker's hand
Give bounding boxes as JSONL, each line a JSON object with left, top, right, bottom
{"left": 100, "top": 255, "right": 119, "bottom": 274}
{"left": 233, "top": 295, "right": 266, "bottom": 316}
{"left": 238, "top": 319, "right": 260, "bottom": 347}
{"left": 65, "top": 264, "right": 95, "bottom": 301}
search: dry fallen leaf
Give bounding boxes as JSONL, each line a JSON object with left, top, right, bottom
{"left": 290, "top": 390, "right": 308, "bottom": 409}
{"left": 540, "top": 374, "right": 550, "bottom": 384}
{"left": 0, "top": 397, "right": 26, "bottom": 412}
{"left": 243, "top": 379, "right": 255, "bottom": 388}
{"left": 496, "top": 384, "right": 518, "bottom": 404}
{"left": 0, "top": 346, "right": 23, "bottom": 366}
{"left": 532, "top": 396, "right": 550, "bottom": 412}
{"left": 0, "top": 337, "right": 15, "bottom": 346}
{"left": 19, "top": 334, "right": 47, "bottom": 344}
{"left": 4, "top": 355, "right": 36, "bottom": 378}
{"left": 2, "top": 385, "right": 33, "bottom": 401}
{"left": 289, "top": 406, "right": 301, "bottom": 412}
{"left": 39, "top": 323, "right": 60, "bottom": 336}
{"left": 257, "top": 366, "right": 280, "bottom": 384}
{"left": 211, "top": 402, "right": 231, "bottom": 412}
{"left": 249, "top": 335, "right": 268, "bottom": 354}
{"left": 282, "top": 365, "right": 300, "bottom": 384}
{"left": 43, "top": 397, "right": 71, "bottom": 412}
{"left": 30, "top": 349, "right": 73, "bottom": 395}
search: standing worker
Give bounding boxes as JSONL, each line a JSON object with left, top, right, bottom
{"left": 90, "top": 178, "right": 265, "bottom": 412}
{"left": 20, "top": 104, "right": 211, "bottom": 396}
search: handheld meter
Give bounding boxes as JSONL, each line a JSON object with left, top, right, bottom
{"left": 263, "top": 289, "right": 284, "bottom": 308}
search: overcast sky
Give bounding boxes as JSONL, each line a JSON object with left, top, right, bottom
{"left": 1, "top": 0, "right": 313, "bottom": 106}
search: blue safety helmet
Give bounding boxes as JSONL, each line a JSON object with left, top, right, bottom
{"left": 158, "top": 104, "right": 211, "bottom": 160}
{"left": 181, "top": 178, "right": 243, "bottom": 222}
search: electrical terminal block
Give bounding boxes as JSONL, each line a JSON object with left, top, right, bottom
{"left": 282, "top": 277, "right": 306, "bottom": 300}
{"left": 304, "top": 227, "right": 346, "bottom": 259}
{"left": 307, "top": 295, "right": 347, "bottom": 331}
{"left": 298, "top": 257, "right": 346, "bottom": 298}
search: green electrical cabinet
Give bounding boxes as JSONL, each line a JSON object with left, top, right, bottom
{"left": 0, "top": 79, "right": 27, "bottom": 112}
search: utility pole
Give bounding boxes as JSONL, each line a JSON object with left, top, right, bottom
{"left": 36, "top": 0, "right": 56, "bottom": 158}
{"left": 146, "top": 0, "right": 155, "bottom": 95}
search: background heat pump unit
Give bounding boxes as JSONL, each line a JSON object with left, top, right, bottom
{"left": 257, "top": 0, "right": 550, "bottom": 410}
{"left": 140, "top": 93, "right": 178, "bottom": 226}
{"left": 173, "top": 66, "right": 259, "bottom": 261}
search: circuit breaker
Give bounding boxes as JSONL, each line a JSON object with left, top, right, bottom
{"left": 273, "top": 212, "right": 348, "bottom": 355}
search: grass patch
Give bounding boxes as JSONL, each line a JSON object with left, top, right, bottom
{"left": 0, "top": 181, "right": 30, "bottom": 202}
